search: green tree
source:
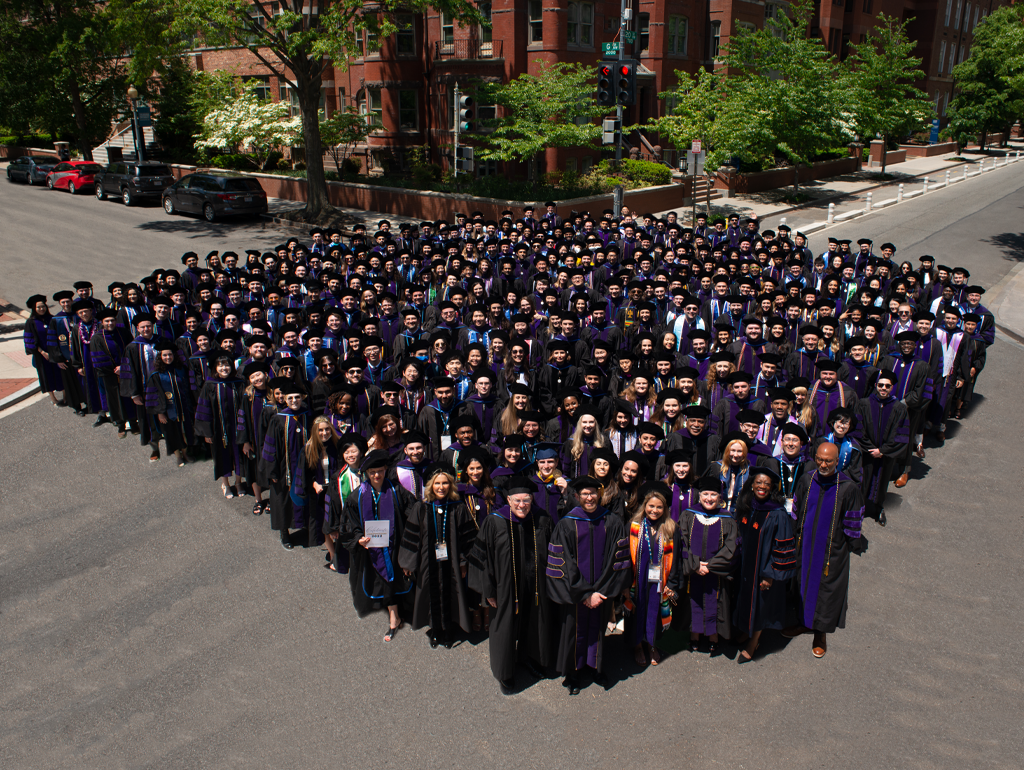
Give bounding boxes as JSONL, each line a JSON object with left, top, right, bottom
{"left": 478, "top": 61, "right": 605, "bottom": 181}
{"left": 718, "top": 0, "right": 851, "bottom": 190}
{"left": 196, "top": 82, "right": 302, "bottom": 169}
{"left": 161, "top": 0, "right": 484, "bottom": 221}
{"left": 946, "top": 4, "right": 1024, "bottom": 151}
{"left": 320, "top": 108, "right": 369, "bottom": 176}
{"left": 845, "top": 14, "right": 933, "bottom": 174}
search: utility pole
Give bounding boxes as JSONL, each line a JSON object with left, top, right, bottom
{"left": 615, "top": 0, "right": 628, "bottom": 170}
{"left": 453, "top": 81, "right": 460, "bottom": 186}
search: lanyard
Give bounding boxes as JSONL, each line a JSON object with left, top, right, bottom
{"left": 433, "top": 502, "right": 448, "bottom": 546}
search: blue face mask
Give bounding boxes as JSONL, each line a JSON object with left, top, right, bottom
{"left": 415, "top": 354, "right": 428, "bottom": 362}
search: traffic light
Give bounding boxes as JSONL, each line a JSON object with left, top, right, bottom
{"left": 459, "top": 95, "right": 475, "bottom": 132}
{"left": 455, "top": 146, "right": 474, "bottom": 172}
{"left": 617, "top": 59, "right": 637, "bottom": 106}
{"left": 597, "top": 63, "right": 615, "bottom": 107}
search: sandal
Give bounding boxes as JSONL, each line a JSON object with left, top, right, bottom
{"left": 222, "top": 485, "right": 234, "bottom": 499}
{"left": 651, "top": 648, "right": 663, "bottom": 666}
{"left": 324, "top": 562, "right": 338, "bottom": 572}
{"left": 384, "top": 621, "right": 402, "bottom": 643}
{"left": 253, "top": 501, "right": 264, "bottom": 516}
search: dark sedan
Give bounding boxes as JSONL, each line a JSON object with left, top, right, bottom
{"left": 94, "top": 162, "right": 175, "bottom": 206}
{"left": 161, "top": 172, "right": 268, "bottom": 222}
{"left": 6, "top": 156, "right": 56, "bottom": 185}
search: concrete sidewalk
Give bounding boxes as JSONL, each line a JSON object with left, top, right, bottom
{"left": 662, "top": 142, "right": 1024, "bottom": 231}
{"left": 0, "top": 312, "right": 42, "bottom": 409}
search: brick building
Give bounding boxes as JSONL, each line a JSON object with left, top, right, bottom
{"left": 184, "top": 0, "right": 1010, "bottom": 178}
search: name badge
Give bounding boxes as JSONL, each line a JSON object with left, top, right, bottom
{"left": 785, "top": 498, "right": 794, "bottom": 513}
{"left": 647, "top": 564, "right": 661, "bottom": 584}
{"left": 435, "top": 543, "right": 449, "bottom": 562}
{"left": 440, "top": 434, "right": 452, "bottom": 451}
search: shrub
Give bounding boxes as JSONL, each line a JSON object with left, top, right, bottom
{"left": 620, "top": 158, "right": 673, "bottom": 187}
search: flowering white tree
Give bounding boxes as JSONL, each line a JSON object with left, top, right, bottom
{"left": 196, "top": 84, "right": 302, "bottom": 170}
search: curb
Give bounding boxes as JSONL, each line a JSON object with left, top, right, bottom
{"left": 0, "top": 382, "right": 41, "bottom": 412}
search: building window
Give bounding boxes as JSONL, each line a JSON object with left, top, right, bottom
{"left": 581, "top": 156, "right": 593, "bottom": 173}
{"left": 477, "top": 159, "right": 498, "bottom": 177}
{"left": 441, "top": 12, "right": 454, "bottom": 47}
{"left": 244, "top": 75, "right": 271, "bottom": 101}
{"left": 477, "top": 101, "right": 496, "bottom": 131}
{"left": 964, "top": 3, "right": 971, "bottom": 31}
{"left": 668, "top": 16, "right": 687, "bottom": 55}
{"left": 862, "top": 0, "right": 872, "bottom": 12}
{"left": 364, "top": 89, "right": 383, "bottom": 129}
{"left": 954, "top": 0, "right": 962, "bottom": 29}
{"left": 943, "top": 91, "right": 950, "bottom": 115}
{"left": 529, "top": 0, "right": 543, "bottom": 44}
{"left": 938, "top": 41, "right": 946, "bottom": 74}
{"left": 397, "top": 90, "right": 418, "bottom": 130}
{"left": 396, "top": 13, "right": 416, "bottom": 55}
{"left": 280, "top": 84, "right": 327, "bottom": 118}
{"left": 972, "top": 5, "right": 979, "bottom": 30}
{"left": 567, "top": 2, "right": 593, "bottom": 47}
{"left": 354, "top": 27, "right": 363, "bottom": 57}
{"left": 944, "top": 0, "right": 952, "bottom": 26}
{"left": 638, "top": 13, "right": 650, "bottom": 53}
{"left": 566, "top": 157, "right": 577, "bottom": 173}
{"left": 480, "top": 3, "right": 492, "bottom": 47}
{"left": 709, "top": 20, "right": 721, "bottom": 59}
{"left": 958, "top": 44, "right": 964, "bottom": 64}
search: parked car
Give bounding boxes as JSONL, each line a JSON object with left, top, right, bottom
{"left": 45, "top": 161, "right": 105, "bottom": 194}
{"left": 6, "top": 156, "right": 56, "bottom": 185}
{"left": 161, "top": 172, "right": 268, "bottom": 222}
{"left": 94, "top": 161, "right": 175, "bottom": 206}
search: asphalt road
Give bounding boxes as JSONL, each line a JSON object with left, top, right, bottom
{"left": 2, "top": 165, "right": 1024, "bottom": 769}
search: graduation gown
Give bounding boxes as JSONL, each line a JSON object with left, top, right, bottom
{"left": 144, "top": 366, "right": 195, "bottom": 452}
{"left": 194, "top": 377, "right": 244, "bottom": 479}
{"left": 545, "top": 506, "right": 631, "bottom": 674}
{"left": 792, "top": 471, "right": 865, "bottom": 633}
{"left": 258, "top": 407, "right": 313, "bottom": 534}
{"left": 398, "top": 499, "right": 477, "bottom": 634}
{"left": 416, "top": 400, "right": 472, "bottom": 461}
{"left": 468, "top": 507, "right": 554, "bottom": 680}
{"left": 24, "top": 316, "right": 62, "bottom": 393}
{"left": 235, "top": 388, "right": 272, "bottom": 486}
{"left": 668, "top": 509, "right": 739, "bottom": 638}
{"left": 333, "top": 480, "right": 415, "bottom": 615}
{"left": 853, "top": 394, "right": 909, "bottom": 507}
{"left": 89, "top": 328, "right": 130, "bottom": 425}
{"left": 733, "top": 499, "right": 797, "bottom": 636}
{"left": 625, "top": 518, "right": 676, "bottom": 647}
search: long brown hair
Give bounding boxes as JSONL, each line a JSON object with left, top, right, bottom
{"left": 368, "top": 413, "right": 403, "bottom": 451}
{"left": 305, "top": 416, "right": 339, "bottom": 467}
{"left": 630, "top": 490, "right": 676, "bottom": 543}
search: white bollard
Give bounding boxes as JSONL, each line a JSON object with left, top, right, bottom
{"left": 923, "top": 176, "right": 929, "bottom": 193}
{"left": 945, "top": 170, "right": 950, "bottom": 186}
{"left": 897, "top": 183, "right": 904, "bottom": 203}
{"left": 963, "top": 164, "right": 969, "bottom": 180}
{"left": 979, "top": 159, "right": 985, "bottom": 173}
{"left": 827, "top": 203, "right": 835, "bottom": 224}
{"left": 779, "top": 216, "right": 786, "bottom": 228}
{"left": 865, "top": 192, "right": 872, "bottom": 212}
{"left": 1016, "top": 151, "right": 1021, "bottom": 162}
{"left": 1005, "top": 154, "right": 1010, "bottom": 166}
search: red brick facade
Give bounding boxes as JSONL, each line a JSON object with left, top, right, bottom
{"left": 187, "top": 0, "right": 1010, "bottom": 178}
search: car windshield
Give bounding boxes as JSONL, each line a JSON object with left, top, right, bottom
{"left": 79, "top": 164, "right": 105, "bottom": 173}
{"left": 220, "top": 178, "right": 263, "bottom": 193}
{"left": 137, "top": 165, "right": 171, "bottom": 176}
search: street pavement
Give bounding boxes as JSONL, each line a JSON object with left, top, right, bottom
{"left": 1, "top": 161, "right": 1024, "bottom": 769}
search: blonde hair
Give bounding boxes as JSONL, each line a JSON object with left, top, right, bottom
{"left": 790, "top": 387, "right": 817, "bottom": 430}
{"left": 719, "top": 439, "right": 749, "bottom": 474}
{"left": 630, "top": 490, "right": 677, "bottom": 543}
{"left": 498, "top": 396, "right": 531, "bottom": 436}
{"left": 423, "top": 470, "right": 460, "bottom": 503}
{"left": 305, "top": 416, "right": 339, "bottom": 467}
{"left": 622, "top": 378, "right": 657, "bottom": 410}
{"left": 569, "top": 416, "right": 608, "bottom": 461}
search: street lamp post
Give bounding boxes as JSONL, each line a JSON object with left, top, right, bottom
{"left": 127, "top": 85, "right": 144, "bottom": 163}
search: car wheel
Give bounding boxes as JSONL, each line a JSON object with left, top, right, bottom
{"left": 163, "top": 197, "right": 175, "bottom": 215}
{"left": 95, "top": 183, "right": 106, "bottom": 200}
{"left": 27, "top": 174, "right": 35, "bottom": 186}
{"left": 122, "top": 187, "right": 133, "bottom": 206}
{"left": 68, "top": 181, "right": 77, "bottom": 195}
{"left": 47, "top": 177, "right": 55, "bottom": 189}
{"left": 203, "top": 203, "right": 216, "bottom": 222}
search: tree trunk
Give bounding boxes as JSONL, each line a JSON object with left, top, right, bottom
{"left": 980, "top": 129, "right": 987, "bottom": 152}
{"left": 880, "top": 133, "right": 888, "bottom": 176}
{"left": 66, "top": 75, "right": 93, "bottom": 161}
{"left": 793, "top": 163, "right": 800, "bottom": 195}
{"left": 296, "top": 70, "right": 330, "bottom": 221}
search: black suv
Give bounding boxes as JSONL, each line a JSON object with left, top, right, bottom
{"left": 94, "top": 162, "right": 175, "bottom": 205}
{"left": 161, "top": 172, "right": 268, "bottom": 222}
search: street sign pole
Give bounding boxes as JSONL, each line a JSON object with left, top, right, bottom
{"left": 614, "top": 0, "right": 627, "bottom": 179}
{"left": 453, "top": 81, "right": 460, "bottom": 185}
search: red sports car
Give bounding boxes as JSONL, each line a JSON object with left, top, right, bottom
{"left": 46, "top": 160, "right": 105, "bottom": 194}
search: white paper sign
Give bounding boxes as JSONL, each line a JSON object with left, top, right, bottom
{"left": 365, "top": 519, "right": 390, "bottom": 548}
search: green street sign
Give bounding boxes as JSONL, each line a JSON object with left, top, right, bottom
{"left": 602, "top": 42, "right": 619, "bottom": 53}
{"left": 623, "top": 30, "right": 636, "bottom": 43}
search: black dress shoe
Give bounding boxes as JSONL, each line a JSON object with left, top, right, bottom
{"left": 429, "top": 631, "right": 440, "bottom": 648}
{"left": 878, "top": 509, "right": 887, "bottom": 527}
{"left": 280, "top": 536, "right": 294, "bottom": 550}
{"left": 708, "top": 641, "right": 720, "bottom": 656}
{"left": 564, "top": 677, "right": 581, "bottom": 696}
{"left": 92, "top": 415, "right": 109, "bottom": 427}
{"left": 593, "top": 671, "right": 608, "bottom": 686}
{"left": 499, "top": 678, "right": 516, "bottom": 695}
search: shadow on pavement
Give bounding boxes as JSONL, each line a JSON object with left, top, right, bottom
{"left": 135, "top": 215, "right": 264, "bottom": 239}
{"left": 982, "top": 232, "right": 1024, "bottom": 262}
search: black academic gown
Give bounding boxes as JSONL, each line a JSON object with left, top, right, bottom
{"left": 333, "top": 480, "right": 415, "bottom": 616}
{"left": 545, "top": 506, "right": 631, "bottom": 675}
{"left": 792, "top": 471, "right": 865, "bottom": 633}
{"left": 398, "top": 499, "right": 478, "bottom": 634}
{"left": 853, "top": 394, "right": 909, "bottom": 508}
{"left": 733, "top": 499, "right": 797, "bottom": 636}
{"left": 467, "top": 507, "right": 554, "bottom": 681}
{"left": 668, "top": 508, "right": 739, "bottom": 638}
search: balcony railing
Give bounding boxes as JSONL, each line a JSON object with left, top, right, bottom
{"left": 434, "top": 39, "right": 502, "bottom": 60}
